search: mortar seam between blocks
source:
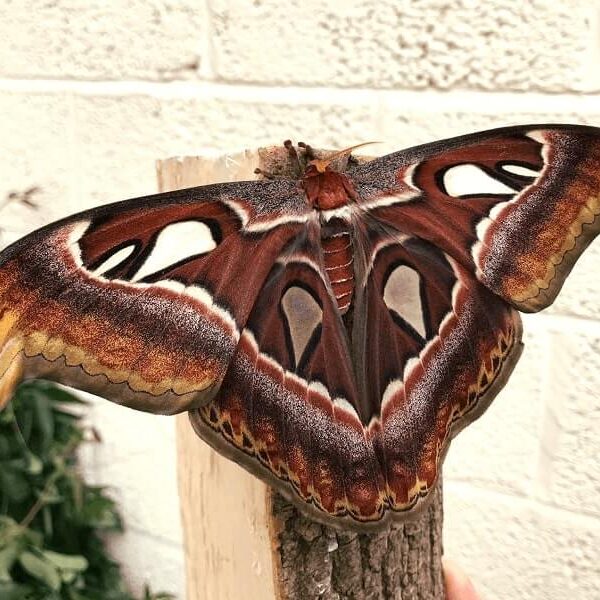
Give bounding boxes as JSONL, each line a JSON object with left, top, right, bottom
{"left": 1, "top": 78, "right": 600, "bottom": 115}
{"left": 445, "top": 480, "right": 600, "bottom": 526}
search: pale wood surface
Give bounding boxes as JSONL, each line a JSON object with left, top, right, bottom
{"left": 157, "top": 152, "right": 280, "bottom": 600}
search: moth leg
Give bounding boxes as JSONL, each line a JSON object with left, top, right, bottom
{"left": 255, "top": 139, "right": 306, "bottom": 179}
{"left": 298, "top": 141, "right": 316, "bottom": 161}
{"left": 253, "top": 167, "right": 277, "bottom": 180}
{"left": 284, "top": 139, "right": 304, "bottom": 178}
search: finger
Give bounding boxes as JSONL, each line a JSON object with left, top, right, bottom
{"left": 443, "top": 558, "right": 481, "bottom": 600}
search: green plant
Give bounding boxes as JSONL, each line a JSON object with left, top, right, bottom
{"left": 0, "top": 380, "right": 175, "bottom": 600}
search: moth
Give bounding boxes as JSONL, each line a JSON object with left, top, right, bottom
{"left": 0, "top": 125, "right": 598, "bottom": 529}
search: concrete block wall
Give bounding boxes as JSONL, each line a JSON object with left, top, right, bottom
{"left": 1, "top": 2, "right": 599, "bottom": 598}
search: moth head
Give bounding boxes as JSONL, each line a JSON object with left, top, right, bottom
{"left": 301, "top": 142, "right": 378, "bottom": 210}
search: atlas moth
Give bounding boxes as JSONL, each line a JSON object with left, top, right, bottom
{"left": 0, "top": 124, "right": 598, "bottom": 529}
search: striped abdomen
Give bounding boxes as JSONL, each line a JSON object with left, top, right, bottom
{"left": 321, "top": 225, "right": 354, "bottom": 314}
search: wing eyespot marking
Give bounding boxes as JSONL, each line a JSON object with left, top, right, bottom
{"left": 281, "top": 285, "right": 323, "bottom": 370}
{"left": 499, "top": 162, "right": 541, "bottom": 180}
{"left": 132, "top": 220, "right": 217, "bottom": 282}
{"left": 89, "top": 243, "right": 137, "bottom": 277}
{"left": 441, "top": 164, "right": 517, "bottom": 198}
{"left": 383, "top": 264, "right": 426, "bottom": 340}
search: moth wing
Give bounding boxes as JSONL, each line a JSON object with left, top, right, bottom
{"left": 353, "top": 124, "right": 600, "bottom": 312}
{"left": 0, "top": 179, "right": 310, "bottom": 413}
{"left": 351, "top": 227, "right": 522, "bottom": 513}
{"left": 188, "top": 224, "right": 388, "bottom": 525}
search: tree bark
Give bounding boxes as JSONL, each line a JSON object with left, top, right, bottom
{"left": 157, "top": 146, "right": 445, "bottom": 600}
{"left": 271, "top": 483, "right": 444, "bottom": 600}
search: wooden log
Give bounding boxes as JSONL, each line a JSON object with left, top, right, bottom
{"left": 157, "top": 151, "right": 279, "bottom": 600}
{"left": 156, "top": 147, "right": 444, "bottom": 600}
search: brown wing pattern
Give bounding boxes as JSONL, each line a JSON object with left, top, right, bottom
{"left": 188, "top": 223, "right": 522, "bottom": 527}
{"left": 355, "top": 125, "right": 600, "bottom": 311}
{"left": 0, "top": 124, "right": 597, "bottom": 529}
{"left": 0, "top": 179, "right": 311, "bottom": 414}
{"left": 189, "top": 226, "right": 387, "bottom": 523}
{"left": 353, "top": 231, "right": 522, "bottom": 515}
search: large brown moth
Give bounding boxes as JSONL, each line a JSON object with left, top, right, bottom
{"left": 0, "top": 125, "right": 598, "bottom": 529}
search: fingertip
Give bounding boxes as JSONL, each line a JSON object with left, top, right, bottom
{"left": 443, "top": 557, "right": 480, "bottom": 600}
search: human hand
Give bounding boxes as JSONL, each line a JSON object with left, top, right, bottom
{"left": 443, "top": 558, "right": 481, "bottom": 600}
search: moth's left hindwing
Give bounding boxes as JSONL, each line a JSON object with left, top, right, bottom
{"left": 189, "top": 227, "right": 386, "bottom": 522}
{"left": 0, "top": 179, "right": 310, "bottom": 414}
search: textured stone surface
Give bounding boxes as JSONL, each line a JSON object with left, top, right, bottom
{"left": 70, "top": 93, "right": 379, "bottom": 204}
{"left": 535, "top": 329, "right": 600, "bottom": 516}
{"left": 211, "top": 0, "right": 598, "bottom": 91}
{"left": 0, "top": 92, "right": 74, "bottom": 242}
{"left": 1, "top": 1, "right": 207, "bottom": 80}
{"left": 81, "top": 396, "right": 183, "bottom": 545}
{"left": 376, "top": 108, "right": 600, "bottom": 154}
{"left": 2, "top": 1, "right": 597, "bottom": 91}
{"left": 444, "top": 483, "right": 600, "bottom": 600}
{"left": 444, "top": 324, "right": 544, "bottom": 495}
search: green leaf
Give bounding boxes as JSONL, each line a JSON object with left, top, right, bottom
{"left": 45, "top": 386, "right": 88, "bottom": 406}
{"left": 0, "top": 402, "right": 15, "bottom": 425}
{"left": 0, "top": 582, "right": 37, "bottom": 599}
{"left": 21, "top": 527, "right": 42, "bottom": 549}
{"left": 19, "top": 550, "right": 61, "bottom": 591}
{"left": 0, "top": 465, "right": 30, "bottom": 502}
{"left": 2, "top": 380, "right": 174, "bottom": 599}
{"left": 42, "top": 550, "right": 88, "bottom": 573}
{"left": 79, "top": 489, "right": 122, "bottom": 530}
{"left": 31, "top": 393, "right": 54, "bottom": 451}
{"left": 52, "top": 411, "right": 81, "bottom": 426}
{"left": 42, "top": 506, "right": 53, "bottom": 538}
{"left": 0, "top": 436, "right": 11, "bottom": 458}
{"left": 0, "top": 515, "right": 19, "bottom": 537}
{"left": 25, "top": 452, "right": 43, "bottom": 475}
{"left": 0, "top": 540, "right": 21, "bottom": 582}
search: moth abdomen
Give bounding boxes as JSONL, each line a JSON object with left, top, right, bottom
{"left": 321, "top": 224, "right": 354, "bottom": 314}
